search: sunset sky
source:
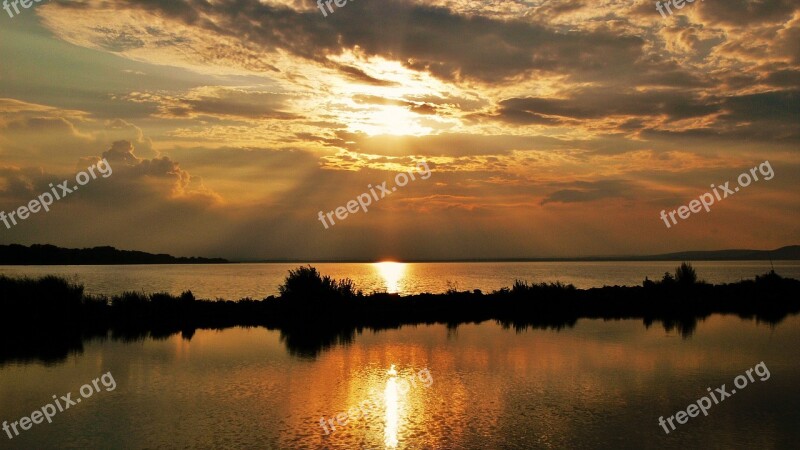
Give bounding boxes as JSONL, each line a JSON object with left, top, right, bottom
{"left": 0, "top": 0, "right": 798, "bottom": 260}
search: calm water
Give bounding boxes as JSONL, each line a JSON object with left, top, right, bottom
{"left": 1, "top": 316, "right": 798, "bottom": 449}
{"left": 0, "top": 261, "right": 796, "bottom": 298}
{"left": 2, "top": 262, "right": 799, "bottom": 449}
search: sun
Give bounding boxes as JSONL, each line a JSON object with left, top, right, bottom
{"left": 348, "top": 105, "right": 434, "bottom": 137}
{"left": 324, "top": 53, "right": 455, "bottom": 136}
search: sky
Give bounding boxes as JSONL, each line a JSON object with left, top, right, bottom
{"left": 0, "top": 0, "right": 798, "bottom": 261}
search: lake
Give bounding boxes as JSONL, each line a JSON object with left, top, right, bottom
{"left": 0, "top": 315, "right": 797, "bottom": 449}
{"left": 0, "top": 261, "right": 796, "bottom": 299}
{"left": 1, "top": 262, "right": 798, "bottom": 449}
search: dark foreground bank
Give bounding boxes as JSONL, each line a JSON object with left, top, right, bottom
{"left": 1, "top": 264, "right": 798, "bottom": 362}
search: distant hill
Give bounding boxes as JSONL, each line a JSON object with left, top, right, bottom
{"left": 0, "top": 244, "right": 229, "bottom": 265}
{"left": 396, "top": 245, "right": 800, "bottom": 262}
{"left": 538, "top": 245, "right": 800, "bottom": 262}
{"left": 522, "top": 246, "right": 800, "bottom": 262}
{"left": 633, "top": 246, "right": 800, "bottom": 261}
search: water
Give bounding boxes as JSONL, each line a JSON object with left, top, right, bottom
{"left": 0, "top": 261, "right": 795, "bottom": 299}
{"left": 1, "top": 315, "right": 798, "bottom": 449}
{"left": 2, "top": 262, "right": 798, "bottom": 448}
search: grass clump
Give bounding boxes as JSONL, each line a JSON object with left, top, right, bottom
{"left": 278, "top": 266, "right": 362, "bottom": 301}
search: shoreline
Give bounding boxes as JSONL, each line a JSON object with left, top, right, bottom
{"left": 1, "top": 267, "right": 799, "bottom": 362}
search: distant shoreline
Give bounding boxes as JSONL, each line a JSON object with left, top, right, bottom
{"left": 2, "top": 259, "right": 799, "bottom": 265}
{"left": 236, "top": 245, "right": 800, "bottom": 262}
{"left": 0, "top": 244, "right": 229, "bottom": 265}
{"left": 236, "top": 258, "right": 800, "bottom": 263}
{"left": 1, "top": 244, "right": 797, "bottom": 264}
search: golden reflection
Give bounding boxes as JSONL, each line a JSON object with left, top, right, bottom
{"left": 384, "top": 364, "right": 399, "bottom": 448}
{"left": 375, "top": 262, "right": 407, "bottom": 294}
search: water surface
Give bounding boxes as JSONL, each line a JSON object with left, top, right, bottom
{"left": 1, "top": 315, "right": 798, "bottom": 449}
{"left": 0, "top": 261, "right": 795, "bottom": 298}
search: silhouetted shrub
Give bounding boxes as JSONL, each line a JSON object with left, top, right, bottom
{"left": 334, "top": 278, "right": 360, "bottom": 298}
{"left": 0, "top": 274, "right": 84, "bottom": 319}
{"left": 675, "top": 262, "right": 698, "bottom": 285}
{"left": 445, "top": 280, "right": 460, "bottom": 295}
{"left": 113, "top": 291, "right": 150, "bottom": 308}
{"left": 756, "top": 269, "right": 782, "bottom": 283}
{"left": 278, "top": 266, "right": 361, "bottom": 300}
{"left": 504, "top": 279, "right": 576, "bottom": 297}
{"left": 512, "top": 280, "right": 529, "bottom": 293}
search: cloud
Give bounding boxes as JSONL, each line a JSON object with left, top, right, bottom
{"left": 0, "top": 100, "right": 160, "bottom": 170}
{"left": 0, "top": 0, "right": 794, "bottom": 259}
{"left": 495, "top": 89, "right": 720, "bottom": 123}
{"left": 540, "top": 180, "right": 639, "bottom": 205}
{"left": 698, "top": 0, "right": 798, "bottom": 26}
{"left": 40, "top": 0, "right": 647, "bottom": 84}
{"left": 121, "top": 87, "right": 298, "bottom": 120}
{"left": 96, "top": 140, "right": 222, "bottom": 203}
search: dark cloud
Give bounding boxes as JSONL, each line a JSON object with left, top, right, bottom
{"left": 124, "top": 88, "right": 296, "bottom": 120}
{"left": 490, "top": 86, "right": 799, "bottom": 143}
{"left": 637, "top": 90, "right": 800, "bottom": 142}
{"left": 91, "top": 0, "right": 657, "bottom": 84}
{"left": 698, "top": 0, "right": 799, "bottom": 26}
{"left": 335, "top": 65, "right": 398, "bottom": 86}
{"left": 494, "top": 89, "right": 720, "bottom": 124}
{"left": 540, "top": 180, "right": 638, "bottom": 205}
{"left": 352, "top": 95, "right": 410, "bottom": 107}
{"left": 5, "top": 117, "right": 80, "bottom": 133}
{"left": 719, "top": 90, "right": 799, "bottom": 125}
{"left": 764, "top": 69, "right": 800, "bottom": 87}
{"left": 91, "top": 27, "right": 145, "bottom": 51}
{"left": 352, "top": 95, "right": 441, "bottom": 115}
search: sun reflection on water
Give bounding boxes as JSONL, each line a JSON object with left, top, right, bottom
{"left": 384, "top": 364, "right": 399, "bottom": 448}
{"left": 375, "top": 262, "right": 407, "bottom": 294}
